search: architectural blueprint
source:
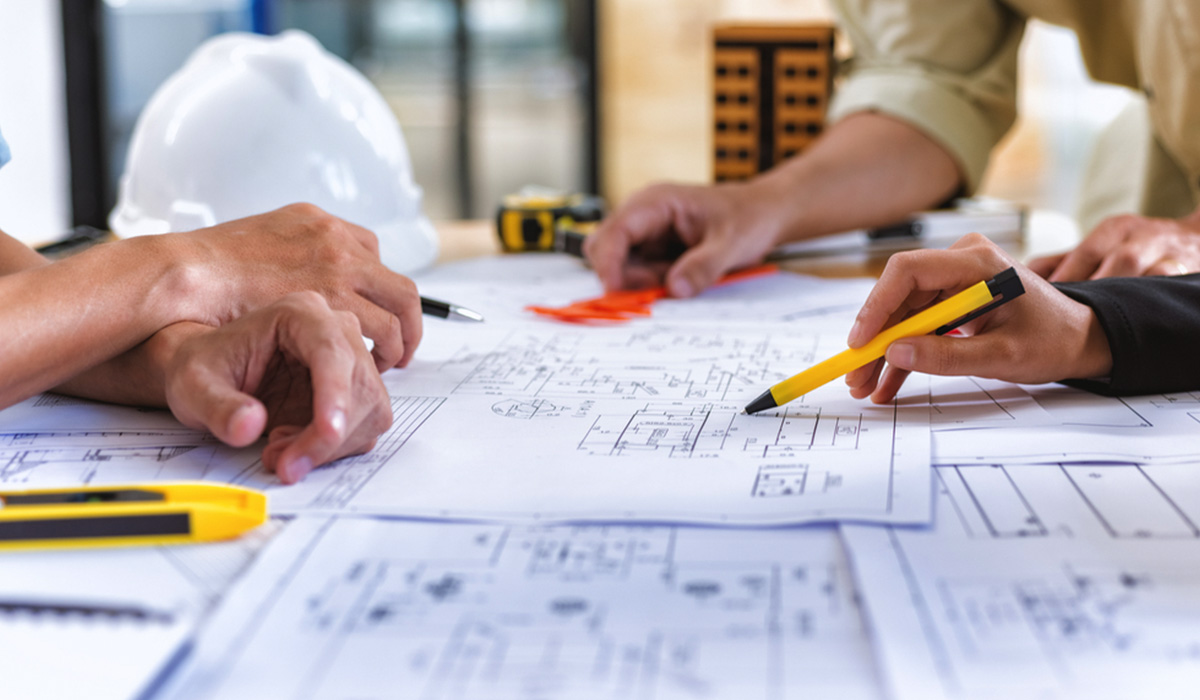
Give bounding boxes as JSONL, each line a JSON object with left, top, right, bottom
{"left": 286, "top": 323, "right": 932, "bottom": 524}
{"left": 161, "top": 516, "right": 883, "bottom": 700}
{"left": 842, "top": 462, "right": 1200, "bottom": 700}
{"left": 0, "top": 320, "right": 933, "bottom": 525}
{"left": 928, "top": 376, "right": 1051, "bottom": 430}
{"left": 932, "top": 386, "right": 1200, "bottom": 464}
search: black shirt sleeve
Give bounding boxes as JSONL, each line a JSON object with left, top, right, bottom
{"left": 1054, "top": 273, "right": 1200, "bottom": 396}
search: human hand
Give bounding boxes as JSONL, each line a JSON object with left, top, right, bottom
{"left": 164, "top": 292, "right": 393, "bottom": 484}
{"left": 845, "top": 234, "right": 1113, "bottom": 403}
{"left": 184, "top": 203, "right": 423, "bottom": 371}
{"left": 583, "top": 182, "right": 784, "bottom": 297}
{"left": 1028, "top": 210, "right": 1200, "bottom": 282}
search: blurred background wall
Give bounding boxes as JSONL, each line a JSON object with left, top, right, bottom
{"left": 0, "top": 0, "right": 1140, "bottom": 245}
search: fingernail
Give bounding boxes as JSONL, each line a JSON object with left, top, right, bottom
{"left": 228, "top": 403, "right": 258, "bottom": 442}
{"left": 847, "top": 320, "right": 863, "bottom": 347}
{"left": 886, "top": 342, "right": 915, "bottom": 370}
{"left": 669, "top": 277, "right": 695, "bottom": 298}
{"left": 283, "top": 456, "right": 313, "bottom": 483}
{"left": 330, "top": 409, "right": 347, "bottom": 438}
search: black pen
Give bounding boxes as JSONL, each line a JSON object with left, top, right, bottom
{"left": 421, "top": 296, "right": 485, "bottom": 323}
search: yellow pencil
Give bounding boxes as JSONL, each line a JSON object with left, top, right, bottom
{"left": 744, "top": 267, "right": 1024, "bottom": 414}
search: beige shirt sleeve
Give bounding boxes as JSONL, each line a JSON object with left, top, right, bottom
{"left": 828, "top": 0, "right": 1026, "bottom": 193}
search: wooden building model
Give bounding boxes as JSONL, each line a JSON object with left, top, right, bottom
{"left": 712, "top": 24, "right": 836, "bottom": 182}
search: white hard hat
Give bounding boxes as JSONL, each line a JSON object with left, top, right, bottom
{"left": 110, "top": 30, "right": 438, "bottom": 274}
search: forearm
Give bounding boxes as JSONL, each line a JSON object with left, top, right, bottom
{"left": 748, "top": 112, "right": 963, "bottom": 245}
{"left": 1057, "top": 274, "right": 1200, "bottom": 395}
{"left": 0, "top": 231, "right": 51, "bottom": 274}
{"left": 53, "top": 322, "right": 211, "bottom": 406}
{"left": 0, "top": 235, "right": 208, "bottom": 408}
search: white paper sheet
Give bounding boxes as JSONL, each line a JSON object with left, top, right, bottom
{"left": 415, "top": 255, "right": 876, "bottom": 326}
{"left": 842, "top": 462, "right": 1200, "bottom": 700}
{"left": 161, "top": 516, "right": 882, "bottom": 700}
{"left": 0, "top": 521, "right": 278, "bottom": 700}
{"left": 933, "top": 385, "right": 1200, "bottom": 464}
{"left": 928, "top": 375, "right": 1052, "bottom": 430}
{"left": 253, "top": 323, "right": 933, "bottom": 524}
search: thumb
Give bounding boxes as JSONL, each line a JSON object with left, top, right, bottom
{"left": 665, "top": 237, "right": 731, "bottom": 298}
{"left": 884, "top": 335, "right": 1010, "bottom": 379}
{"left": 168, "top": 366, "right": 268, "bottom": 448}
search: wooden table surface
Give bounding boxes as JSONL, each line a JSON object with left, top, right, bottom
{"left": 433, "top": 212, "right": 1081, "bottom": 279}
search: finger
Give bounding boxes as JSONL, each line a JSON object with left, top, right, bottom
{"left": 344, "top": 298, "right": 406, "bottom": 371}
{"left": 1089, "top": 242, "right": 1162, "bottom": 280}
{"left": 848, "top": 238, "right": 1007, "bottom": 348}
{"left": 884, "top": 335, "right": 1013, "bottom": 379}
{"left": 846, "top": 358, "right": 885, "bottom": 399}
{"left": 587, "top": 221, "right": 641, "bottom": 292}
{"left": 260, "top": 429, "right": 298, "bottom": 477}
{"left": 343, "top": 220, "right": 381, "bottom": 258}
{"left": 1026, "top": 253, "right": 1065, "bottom": 279}
{"left": 665, "top": 237, "right": 732, "bottom": 298}
{"left": 1146, "top": 258, "right": 1192, "bottom": 276}
{"left": 586, "top": 196, "right": 677, "bottom": 292}
{"left": 1047, "top": 221, "right": 1128, "bottom": 282}
{"left": 870, "top": 365, "right": 913, "bottom": 405}
{"left": 262, "top": 426, "right": 302, "bottom": 481}
{"left": 621, "top": 260, "right": 673, "bottom": 290}
{"left": 168, "top": 364, "right": 268, "bottom": 448}
{"left": 1047, "top": 248, "right": 1101, "bottom": 282}
{"left": 355, "top": 273, "right": 423, "bottom": 369}
{"left": 272, "top": 314, "right": 359, "bottom": 483}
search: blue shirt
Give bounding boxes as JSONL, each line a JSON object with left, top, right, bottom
{"left": 0, "top": 125, "right": 9, "bottom": 170}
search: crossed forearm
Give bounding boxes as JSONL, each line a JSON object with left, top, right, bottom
{"left": 0, "top": 233, "right": 207, "bottom": 409}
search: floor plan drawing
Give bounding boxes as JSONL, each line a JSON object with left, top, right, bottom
{"left": 842, "top": 460, "right": 1200, "bottom": 700}
{"left": 443, "top": 326, "right": 818, "bottom": 403}
{"left": 235, "top": 396, "right": 444, "bottom": 511}
{"left": 328, "top": 382, "right": 927, "bottom": 524}
{"left": 932, "top": 391, "right": 1200, "bottom": 464}
{"left": 928, "top": 376, "right": 1052, "bottom": 429}
{"left": 579, "top": 401, "right": 862, "bottom": 459}
{"left": 163, "top": 517, "right": 883, "bottom": 700}
{"left": 938, "top": 463, "right": 1200, "bottom": 540}
{"left": 0, "top": 278, "right": 931, "bottom": 526}
{"left": 0, "top": 429, "right": 248, "bottom": 487}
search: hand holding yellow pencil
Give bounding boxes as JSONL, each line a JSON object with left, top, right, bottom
{"left": 744, "top": 266, "right": 1025, "bottom": 414}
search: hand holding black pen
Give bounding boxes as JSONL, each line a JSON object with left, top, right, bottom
{"left": 842, "top": 234, "right": 1114, "bottom": 405}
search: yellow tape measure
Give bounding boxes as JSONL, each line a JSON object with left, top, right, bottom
{"left": 496, "top": 191, "right": 605, "bottom": 253}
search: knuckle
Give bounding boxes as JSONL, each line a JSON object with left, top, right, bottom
{"left": 397, "top": 275, "right": 419, "bottom": 300}
{"left": 1107, "top": 214, "right": 1140, "bottom": 231}
{"left": 317, "top": 238, "right": 356, "bottom": 270}
{"left": 961, "top": 232, "right": 990, "bottom": 247}
{"left": 337, "top": 310, "right": 365, "bottom": 337}
{"left": 286, "top": 289, "right": 329, "bottom": 312}
{"left": 1112, "top": 247, "right": 1141, "bottom": 269}
{"left": 284, "top": 202, "right": 324, "bottom": 218}
{"left": 371, "top": 396, "right": 395, "bottom": 434}
{"left": 883, "top": 250, "right": 919, "bottom": 277}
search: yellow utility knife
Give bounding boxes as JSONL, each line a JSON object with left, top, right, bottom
{"left": 0, "top": 482, "right": 266, "bottom": 550}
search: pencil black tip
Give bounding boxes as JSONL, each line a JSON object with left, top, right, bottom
{"left": 743, "top": 390, "right": 778, "bottom": 416}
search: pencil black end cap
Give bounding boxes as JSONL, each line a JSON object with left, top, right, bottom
{"left": 743, "top": 390, "right": 778, "bottom": 416}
